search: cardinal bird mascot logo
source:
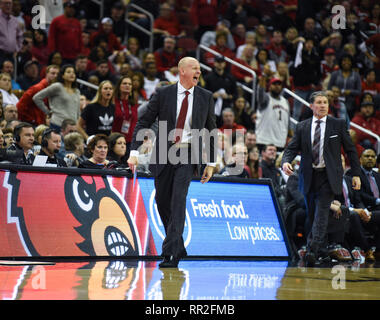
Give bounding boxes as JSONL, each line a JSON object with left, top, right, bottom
{"left": 2, "top": 171, "right": 142, "bottom": 257}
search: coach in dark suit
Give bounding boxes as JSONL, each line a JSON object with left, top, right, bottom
{"left": 282, "top": 91, "right": 361, "bottom": 266}
{"left": 128, "top": 57, "right": 216, "bottom": 268}
{"left": 347, "top": 148, "right": 380, "bottom": 210}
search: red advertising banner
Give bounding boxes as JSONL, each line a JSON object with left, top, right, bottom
{"left": 0, "top": 169, "right": 157, "bottom": 257}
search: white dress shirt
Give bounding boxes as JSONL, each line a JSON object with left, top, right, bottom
{"left": 311, "top": 115, "right": 327, "bottom": 168}
{"left": 176, "top": 82, "right": 194, "bottom": 144}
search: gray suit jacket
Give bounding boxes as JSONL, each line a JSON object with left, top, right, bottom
{"left": 131, "top": 83, "right": 216, "bottom": 177}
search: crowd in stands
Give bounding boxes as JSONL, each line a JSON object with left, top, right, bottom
{"left": 0, "top": 0, "right": 379, "bottom": 263}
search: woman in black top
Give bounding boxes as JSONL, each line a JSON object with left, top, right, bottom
{"left": 107, "top": 132, "right": 128, "bottom": 167}
{"left": 77, "top": 80, "right": 115, "bottom": 140}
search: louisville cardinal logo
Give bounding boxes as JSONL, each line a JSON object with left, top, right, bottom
{"left": 2, "top": 171, "right": 142, "bottom": 257}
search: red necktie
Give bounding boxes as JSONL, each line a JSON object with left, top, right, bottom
{"left": 174, "top": 90, "right": 190, "bottom": 143}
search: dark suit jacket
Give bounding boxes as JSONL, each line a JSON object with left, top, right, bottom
{"left": 346, "top": 166, "right": 380, "bottom": 208}
{"left": 131, "top": 83, "right": 216, "bottom": 177}
{"left": 338, "top": 175, "right": 365, "bottom": 210}
{"left": 282, "top": 116, "right": 360, "bottom": 195}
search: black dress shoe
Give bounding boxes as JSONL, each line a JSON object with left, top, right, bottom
{"left": 159, "top": 255, "right": 179, "bottom": 268}
{"left": 304, "top": 251, "right": 316, "bottom": 267}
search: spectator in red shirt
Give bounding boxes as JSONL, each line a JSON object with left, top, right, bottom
{"left": 153, "top": 2, "right": 185, "bottom": 38}
{"left": 320, "top": 47, "right": 339, "bottom": 88}
{"left": 90, "top": 17, "right": 124, "bottom": 54}
{"left": 111, "top": 75, "right": 138, "bottom": 158}
{"left": 154, "top": 36, "right": 182, "bottom": 74}
{"left": 231, "top": 44, "right": 256, "bottom": 84}
{"left": 232, "top": 23, "right": 246, "bottom": 49}
{"left": 31, "top": 29, "right": 49, "bottom": 67}
{"left": 362, "top": 69, "right": 380, "bottom": 97}
{"left": 16, "top": 64, "right": 60, "bottom": 126}
{"left": 48, "top": 1, "right": 82, "bottom": 64}
{"left": 204, "top": 30, "right": 236, "bottom": 67}
{"left": 266, "top": 30, "right": 288, "bottom": 65}
{"left": 351, "top": 101, "right": 380, "bottom": 150}
{"left": 274, "top": 0, "right": 298, "bottom": 22}
{"left": 219, "top": 108, "right": 247, "bottom": 137}
{"left": 81, "top": 30, "right": 91, "bottom": 57}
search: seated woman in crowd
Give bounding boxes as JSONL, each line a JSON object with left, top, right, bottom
{"left": 79, "top": 134, "right": 110, "bottom": 169}
{"left": 215, "top": 131, "right": 232, "bottom": 173}
{"left": 247, "top": 146, "right": 260, "bottom": 179}
{"left": 63, "top": 132, "right": 87, "bottom": 167}
{"left": 107, "top": 132, "right": 128, "bottom": 167}
{"left": 3, "top": 128, "right": 14, "bottom": 148}
{"left": 0, "top": 73, "right": 19, "bottom": 107}
{"left": 32, "top": 124, "right": 49, "bottom": 154}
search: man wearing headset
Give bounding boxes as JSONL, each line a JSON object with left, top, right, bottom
{"left": 7, "top": 122, "right": 35, "bottom": 165}
{"left": 38, "top": 128, "right": 67, "bottom": 167}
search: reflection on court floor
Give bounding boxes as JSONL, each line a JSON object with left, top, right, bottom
{"left": 0, "top": 260, "right": 379, "bottom": 300}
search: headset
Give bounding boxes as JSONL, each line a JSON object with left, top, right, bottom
{"left": 41, "top": 128, "right": 55, "bottom": 149}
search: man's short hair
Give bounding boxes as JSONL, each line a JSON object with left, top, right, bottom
{"left": 41, "top": 128, "right": 60, "bottom": 147}
{"left": 262, "top": 143, "right": 276, "bottom": 152}
{"left": 61, "top": 118, "right": 76, "bottom": 131}
{"left": 75, "top": 54, "right": 88, "bottom": 62}
{"left": 96, "top": 59, "right": 108, "bottom": 66}
{"left": 46, "top": 64, "right": 60, "bottom": 73}
{"left": 14, "top": 122, "right": 33, "bottom": 140}
{"left": 1, "top": 59, "right": 13, "bottom": 67}
{"left": 222, "top": 108, "right": 234, "bottom": 116}
{"left": 310, "top": 91, "right": 328, "bottom": 104}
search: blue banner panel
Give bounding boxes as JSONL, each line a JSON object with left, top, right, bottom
{"left": 139, "top": 177, "right": 290, "bottom": 258}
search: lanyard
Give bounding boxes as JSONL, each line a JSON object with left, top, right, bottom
{"left": 119, "top": 99, "right": 131, "bottom": 119}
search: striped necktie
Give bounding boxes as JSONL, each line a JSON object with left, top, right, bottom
{"left": 367, "top": 171, "right": 379, "bottom": 198}
{"left": 312, "top": 120, "right": 321, "bottom": 166}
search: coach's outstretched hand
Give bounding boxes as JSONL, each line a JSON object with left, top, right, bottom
{"left": 201, "top": 166, "right": 214, "bottom": 184}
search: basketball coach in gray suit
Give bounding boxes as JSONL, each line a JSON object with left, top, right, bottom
{"left": 128, "top": 57, "right": 217, "bottom": 268}
{"left": 282, "top": 91, "right": 361, "bottom": 266}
